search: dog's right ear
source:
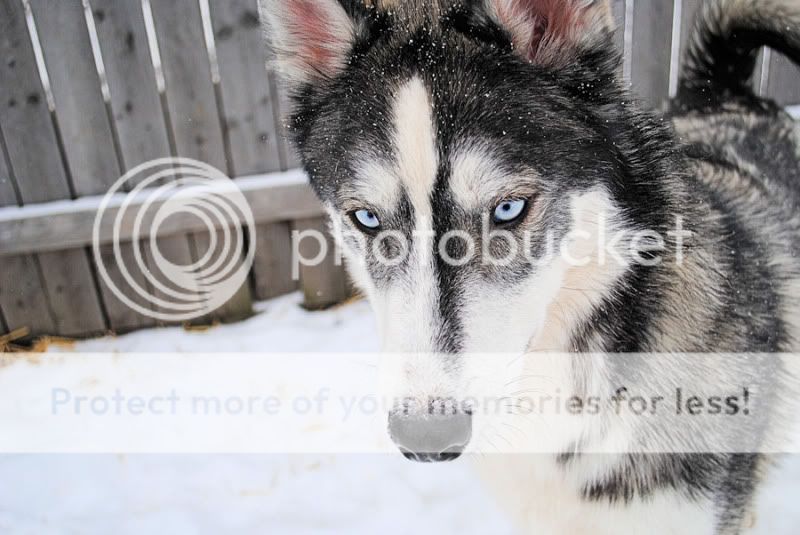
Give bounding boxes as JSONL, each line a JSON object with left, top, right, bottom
{"left": 259, "top": 0, "right": 370, "bottom": 88}
{"left": 477, "top": 0, "right": 616, "bottom": 68}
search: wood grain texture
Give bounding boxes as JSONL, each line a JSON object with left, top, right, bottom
{"left": 766, "top": 52, "right": 800, "bottom": 105}
{"left": 0, "top": 128, "right": 16, "bottom": 207}
{"left": 91, "top": 0, "right": 197, "bottom": 330}
{"left": 149, "top": 0, "right": 252, "bottom": 323}
{"left": 208, "top": 0, "right": 282, "bottom": 177}
{"left": 0, "top": 124, "right": 55, "bottom": 335}
{"left": 149, "top": 0, "right": 228, "bottom": 171}
{"left": 293, "top": 217, "right": 348, "bottom": 310}
{"left": 37, "top": 249, "right": 108, "bottom": 337}
{"left": 251, "top": 221, "right": 298, "bottom": 300}
{"left": 0, "top": 253, "right": 55, "bottom": 335}
{"left": 209, "top": 0, "right": 301, "bottom": 303}
{"left": 630, "top": 0, "right": 675, "bottom": 109}
{"left": 28, "top": 0, "right": 120, "bottom": 196}
{"left": 30, "top": 0, "right": 156, "bottom": 332}
{"left": 0, "top": 0, "right": 71, "bottom": 203}
{"left": 255, "top": 6, "right": 302, "bottom": 171}
{"left": 0, "top": 175, "right": 323, "bottom": 255}
{"left": 611, "top": 0, "right": 626, "bottom": 73}
{"left": 0, "top": 0, "right": 104, "bottom": 337}
{"left": 677, "top": 0, "right": 702, "bottom": 73}
{"left": 90, "top": 0, "right": 172, "bottom": 179}
{"left": 272, "top": 81, "right": 303, "bottom": 171}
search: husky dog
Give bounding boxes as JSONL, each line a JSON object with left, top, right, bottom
{"left": 260, "top": 0, "right": 799, "bottom": 532}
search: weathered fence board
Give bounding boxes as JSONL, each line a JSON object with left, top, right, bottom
{"left": 678, "top": 0, "right": 702, "bottom": 77}
{"left": 149, "top": 0, "right": 253, "bottom": 323}
{"left": 0, "top": 254, "right": 55, "bottom": 335}
{"left": 30, "top": 0, "right": 159, "bottom": 333}
{"left": 293, "top": 217, "right": 348, "bottom": 310}
{"left": 630, "top": 0, "right": 675, "bottom": 108}
{"left": 0, "top": 174, "right": 322, "bottom": 255}
{"left": 611, "top": 0, "right": 626, "bottom": 75}
{"left": 0, "top": 126, "right": 56, "bottom": 336}
{"left": 90, "top": 0, "right": 171, "bottom": 178}
{"left": 91, "top": 0, "right": 197, "bottom": 328}
{"left": 251, "top": 221, "right": 297, "bottom": 300}
{"left": 0, "top": 0, "right": 105, "bottom": 337}
{"left": 208, "top": 0, "right": 282, "bottom": 177}
{"left": 767, "top": 52, "right": 800, "bottom": 106}
{"left": 209, "top": 0, "right": 305, "bottom": 303}
{"left": 149, "top": 0, "right": 228, "bottom": 171}
{"left": 272, "top": 82, "right": 302, "bottom": 171}
{"left": 0, "top": 301, "right": 7, "bottom": 335}
{"left": 0, "top": 130, "right": 16, "bottom": 207}
{"left": 0, "top": 1, "right": 69, "bottom": 203}
{"left": 29, "top": 0, "right": 120, "bottom": 196}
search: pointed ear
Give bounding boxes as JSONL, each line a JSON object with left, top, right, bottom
{"left": 483, "top": 0, "right": 615, "bottom": 67}
{"left": 259, "top": 0, "right": 368, "bottom": 87}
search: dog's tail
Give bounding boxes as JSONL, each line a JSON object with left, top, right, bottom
{"left": 676, "top": 0, "right": 800, "bottom": 109}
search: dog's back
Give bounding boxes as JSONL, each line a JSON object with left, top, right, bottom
{"left": 671, "top": 0, "right": 800, "bottom": 350}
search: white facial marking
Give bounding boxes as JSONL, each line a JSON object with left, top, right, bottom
{"left": 349, "top": 158, "right": 401, "bottom": 211}
{"left": 392, "top": 76, "right": 439, "bottom": 218}
{"left": 450, "top": 145, "right": 519, "bottom": 211}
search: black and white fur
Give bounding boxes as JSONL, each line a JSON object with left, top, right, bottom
{"left": 259, "top": 0, "right": 800, "bottom": 532}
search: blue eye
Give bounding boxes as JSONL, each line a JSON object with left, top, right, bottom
{"left": 493, "top": 199, "right": 527, "bottom": 224}
{"left": 353, "top": 209, "right": 381, "bottom": 231}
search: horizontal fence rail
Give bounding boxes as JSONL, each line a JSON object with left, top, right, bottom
{"left": 0, "top": 172, "right": 323, "bottom": 256}
{"left": 0, "top": 0, "right": 799, "bottom": 340}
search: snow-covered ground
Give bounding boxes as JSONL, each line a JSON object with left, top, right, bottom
{"left": 0, "top": 293, "right": 797, "bottom": 534}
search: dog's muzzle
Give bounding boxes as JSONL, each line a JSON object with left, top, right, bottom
{"left": 388, "top": 405, "right": 473, "bottom": 462}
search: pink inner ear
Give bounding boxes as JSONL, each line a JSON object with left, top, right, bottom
{"left": 287, "top": 0, "right": 344, "bottom": 76}
{"left": 495, "top": 0, "right": 586, "bottom": 61}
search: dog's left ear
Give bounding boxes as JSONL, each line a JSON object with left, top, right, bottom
{"left": 481, "top": 0, "right": 615, "bottom": 67}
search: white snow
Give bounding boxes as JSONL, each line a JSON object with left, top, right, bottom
{"left": 0, "top": 293, "right": 797, "bottom": 534}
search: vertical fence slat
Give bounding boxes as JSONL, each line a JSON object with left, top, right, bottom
{"left": 251, "top": 221, "right": 298, "bottom": 300}
{"left": 611, "top": 0, "right": 626, "bottom": 77}
{"left": 630, "top": 0, "right": 675, "bottom": 108}
{"left": 207, "top": 0, "right": 282, "bottom": 177}
{"left": 293, "top": 217, "right": 348, "bottom": 310}
{"left": 149, "top": 0, "right": 227, "bottom": 170}
{"left": 90, "top": 0, "right": 170, "bottom": 176}
{"left": 254, "top": 7, "right": 301, "bottom": 171}
{"left": 678, "top": 0, "right": 701, "bottom": 72}
{"left": 149, "top": 0, "right": 252, "bottom": 323}
{"left": 30, "top": 0, "right": 158, "bottom": 333}
{"left": 91, "top": 0, "right": 198, "bottom": 328}
{"left": 766, "top": 52, "right": 800, "bottom": 106}
{"left": 0, "top": 0, "right": 101, "bottom": 337}
{"left": 209, "top": 0, "right": 300, "bottom": 302}
{"left": 28, "top": 0, "right": 119, "bottom": 196}
{"left": 0, "top": 130, "right": 16, "bottom": 207}
{"left": 0, "top": 254, "right": 56, "bottom": 337}
{"left": 0, "top": 122, "right": 56, "bottom": 337}
{"left": 0, "top": 1, "right": 70, "bottom": 203}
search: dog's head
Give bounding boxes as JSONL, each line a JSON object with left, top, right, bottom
{"left": 261, "top": 0, "right": 678, "bottom": 460}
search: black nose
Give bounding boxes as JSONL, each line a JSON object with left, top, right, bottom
{"left": 388, "top": 405, "right": 473, "bottom": 462}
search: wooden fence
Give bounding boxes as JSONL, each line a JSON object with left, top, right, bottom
{"left": 0, "top": 0, "right": 798, "bottom": 341}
